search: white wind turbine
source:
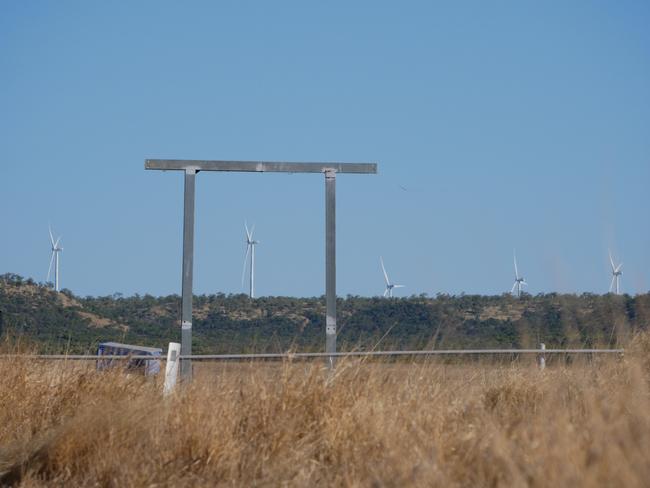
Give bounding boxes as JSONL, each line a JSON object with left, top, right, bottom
{"left": 609, "top": 250, "right": 623, "bottom": 295}
{"left": 241, "top": 222, "right": 260, "bottom": 298}
{"left": 380, "top": 256, "right": 404, "bottom": 298}
{"left": 511, "top": 251, "right": 527, "bottom": 298}
{"left": 47, "top": 225, "right": 63, "bottom": 292}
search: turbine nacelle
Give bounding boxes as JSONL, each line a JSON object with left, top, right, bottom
{"left": 244, "top": 222, "right": 261, "bottom": 245}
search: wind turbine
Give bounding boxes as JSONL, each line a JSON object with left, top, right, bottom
{"left": 609, "top": 250, "right": 623, "bottom": 295}
{"left": 47, "top": 225, "right": 63, "bottom": 292}
{"left": 380, "top": 256, "right": 404, "bottom": 298}
{"left": 511, "top": 251, "right": 527, "bottom": 298}
{"left": 241, "top": 222, "right": 260, "bottom": 298}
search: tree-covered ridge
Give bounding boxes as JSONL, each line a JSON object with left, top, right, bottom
{"left": 1, "top": 273, "right": 648, "bottom": 354}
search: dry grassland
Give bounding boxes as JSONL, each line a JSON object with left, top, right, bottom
{"left": 1, "top": 337, "right": 649, "bottom": 487}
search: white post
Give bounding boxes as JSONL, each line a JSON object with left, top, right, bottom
{"left": 539, "top": 343, "right": 546, "bottom": 371}
{"left": 163, "top": 342, "right": 181, "bottom": 395}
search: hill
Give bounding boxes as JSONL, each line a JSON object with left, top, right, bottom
{"left": 1, "top": 273, "right": 648, "bottom": 354}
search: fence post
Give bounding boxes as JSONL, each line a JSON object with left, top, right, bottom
{"left": 539, "top": 343, "right": 546, "bottom": 371}
{"left": 163, "top": 342, "right": 181, "bottom": 396}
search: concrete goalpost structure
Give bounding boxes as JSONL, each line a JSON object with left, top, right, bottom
{"left": 145, "top": 159, "right": 378, "bottom": 380}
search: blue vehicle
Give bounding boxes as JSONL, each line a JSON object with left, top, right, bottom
{"left": 97, "top": 342, "right": 162, "bottom": 376}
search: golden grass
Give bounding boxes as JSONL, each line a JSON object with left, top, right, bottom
{"left": 1, "top": 337, "right": 649, "bottom": 487}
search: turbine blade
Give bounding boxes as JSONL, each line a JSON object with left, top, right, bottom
{"left": 383, "top": 288, "right": 389, "bottom": 297}
{"left": 49, "top": 226, "right": 55, "bottom": 247}
{"left": 54, "top": 237, "right": 61, "bottom": 249}
{"left": 394, "top": 285, "right": 405, "bottom": 288}
{"left": 250, "top": 224, "right": 255, "bottom": 240}
{"left": 241, "top": 244, "right": 251, "bottom": 287}
{"left": 513, "top": 251, "right": 519, "bottom": 279}
{"left": 615, "top": 263, "right": 623, "bottom": 273}
{"left": 244, "top": 222, "right": 251, "bottom": 242}
{"left": 380, "top": 256, "right": 390, "bottom": 285}
{"left": 47, "top": 251, "right": 55, "bottom": 282}
{"left": 511, "top": 282, "right": 517, "bottom": 294}
{"left": 609, "top": 276, "right": 615, "bottom": 292}
{"left": 609, "top": 250, "right": 616, "bottom": 272}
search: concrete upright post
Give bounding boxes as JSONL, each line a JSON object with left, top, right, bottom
{"left": 163, "top": 342, "right": 181, "bottom": 395}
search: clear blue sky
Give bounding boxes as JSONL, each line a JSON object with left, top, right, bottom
{"left": 1, "top": 1, "right": 648, "bottom": 298}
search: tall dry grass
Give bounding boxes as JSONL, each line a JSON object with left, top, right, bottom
{"left": 1, "top": 336, "right": 649, "bottom": 487}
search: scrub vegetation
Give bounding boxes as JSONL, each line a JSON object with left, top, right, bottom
{"left": 0, "top": 335, "right": 649, "bottom": 487}
{"left": 2, "top": 273, "right": 649, "bottom": 354}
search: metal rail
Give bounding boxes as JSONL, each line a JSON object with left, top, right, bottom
{"left": 0, "top": 355, "right": 167, "bottom": 360}
{"left": 0, "top": 349, "right": 624, "bottom": 361}
{"left": 145, "top": 160, "right": 377, "bottom": 174}
{"left": 179, "top": 349, "right": 625, "bottom": 359}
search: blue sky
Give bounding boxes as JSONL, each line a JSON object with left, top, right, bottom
{"left": 1, "top": 1, "right": 648, "bottom": 297}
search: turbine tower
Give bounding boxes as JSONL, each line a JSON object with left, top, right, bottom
{"left": 47, "top": 226, "right": 63, "bottom": 292}
{"left": 241, "top": 222, "right": 260, "bottom": 298}
{"left": 511, "top": 251, "right": 527, "bottom": 298}
{"left": 609, "top": 250, "right": 623, "bottom": 295}
{"left": 380, "top": 256, "right": 404, "bottom": 298}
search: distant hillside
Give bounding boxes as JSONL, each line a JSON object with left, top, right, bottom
{"left": 1, "top": 273, "right": 648, "bottom": 354}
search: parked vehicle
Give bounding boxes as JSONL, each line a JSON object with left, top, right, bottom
{"left": 97, "top": 342, "right": 162, "bottom": 376}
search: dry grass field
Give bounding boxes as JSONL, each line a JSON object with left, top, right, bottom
{"left": 1, "top": 337, "right": 649, "bottom": 487}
